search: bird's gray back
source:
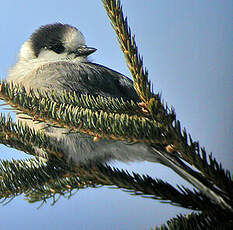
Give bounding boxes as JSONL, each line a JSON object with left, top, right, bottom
{"left": 30, "top": 61, "right": 140, "bottom": 102}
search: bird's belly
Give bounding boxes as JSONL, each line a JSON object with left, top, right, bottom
{"left": 18, "top": 115, "right": 159, "bottom": 165}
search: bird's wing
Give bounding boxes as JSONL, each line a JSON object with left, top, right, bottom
{"left": 33, "top": 61, "right": 140, "bottom": 102}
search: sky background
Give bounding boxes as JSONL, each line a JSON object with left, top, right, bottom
{"left": 0, "top": 1, "right": 232, "bottom": 229}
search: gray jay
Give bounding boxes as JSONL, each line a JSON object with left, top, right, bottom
{"left": 7, "top": 23, "right": 160, "bottom": 165}
{"left": 7, "top": 24, "right": 228, "bottom": 208}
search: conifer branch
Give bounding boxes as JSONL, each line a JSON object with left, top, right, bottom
{"left": 102, "top": 0, "right": 152, "bottom": 103}
{"left": 41, "top": 88, "right": 142, "bottom": 116}
{"left": 0, "top": 1, "right": 231, "bottom": 228}
{"left": 0, "top": 81, "right": 169, "bottom": 145}
{"left": 102, "top": 0, "right": 233, "bottom": 212}
{"left": 3, "top": 81, "right": 232, "bottom": 212}
{"left": 75, "top": 164, "right": 231, "bottom": 216}
{"left": 0, "top": 158, "right": 95, "bottom": 202}
{"left": 154, "top": 212, "right": 233, "bottom": 230}
{"left": 171, "top": 121, "right": 233, "bottom": 201}
{"left": 1, "top": 82, "right": 229, "bottom": 206}
{"left": 102, "top": 0, "right": 175, "bottom": 125}
{"left": 0, "top": 112, "right": 65, "bottom": 160}
{"left": 1, "top": 158, "right": 230, "bottom": 217}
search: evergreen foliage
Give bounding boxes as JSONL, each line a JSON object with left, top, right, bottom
{"left": 0, "top": 0, "right": 232, "bottom": 229}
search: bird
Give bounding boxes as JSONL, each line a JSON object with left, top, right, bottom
{"left": 6, "top": 24, "right": 228, "bottom": 209}
{"left": 7, "top": 23, "right": 162, "bottom": 165}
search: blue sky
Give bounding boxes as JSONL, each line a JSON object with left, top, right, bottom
{"left": 0, "top": 1, "right": 232, "bottom": 229}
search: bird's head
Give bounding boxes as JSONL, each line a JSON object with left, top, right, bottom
{"left": 19, "top": 23, "right": 96, "bottom": 62}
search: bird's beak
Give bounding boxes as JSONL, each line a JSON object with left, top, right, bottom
{"left": 76, "top": 46, "right": 97, "bottom": 56}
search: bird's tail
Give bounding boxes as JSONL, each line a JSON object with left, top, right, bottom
{"left": 149, "top": 146, "right": 232, "bottom": 212}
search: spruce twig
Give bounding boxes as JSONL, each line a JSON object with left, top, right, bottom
{"left": 0, "top": 81, "right": 169, "bottom": 145}
{"left": 0, "top": 1, "right": 232, "bottom": 228}
{"left": 1, "top": 158, "right": 230, "bottom": 218}
{"left": 0, "top": 112, "right": 65, "bottom": 160}
{"left": 154, "top": 212, "right": 233, "bottom": 230}
{"left": 102, "top": 0, "right": 233, "bottom": 212}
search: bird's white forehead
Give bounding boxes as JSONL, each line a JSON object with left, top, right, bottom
{"left": 19, "top": 40, "right": 35, "bottom": 61}
{"left": 63, "top": 27, "right": 86, "bottom": 50}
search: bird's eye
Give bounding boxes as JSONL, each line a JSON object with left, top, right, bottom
{"left": 49, "top": 44, "right": 65, "bottom": 54}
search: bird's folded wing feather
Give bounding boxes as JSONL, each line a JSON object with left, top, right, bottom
{"left": 32, "top": 61, "right": 140, "bottom": 101}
